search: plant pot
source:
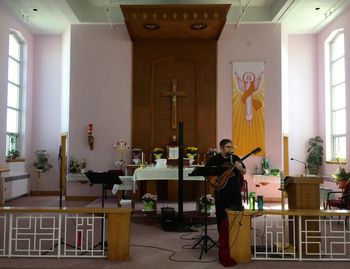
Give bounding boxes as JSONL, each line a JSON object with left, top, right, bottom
{"left": 338, "top": 180, "right": 347, "bottom": 189}
{"left": 308, "top": 166, "right": 319, "bottom": 175}
{"left": 200, "top": 204, "right": 212, "bottom": 214}
{"left": 143, "top": 200, "right": 155, "bottom": 211}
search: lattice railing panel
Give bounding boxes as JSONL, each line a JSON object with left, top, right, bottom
{"left": 252, "top": 214, "right": 350, "bottom": 261}
{"left": 0, "top": 212, "right": 106, "bottom": 258}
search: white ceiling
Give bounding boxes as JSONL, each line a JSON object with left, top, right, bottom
{"left": 0, "top": 0, "right": 349, "bottom": 35}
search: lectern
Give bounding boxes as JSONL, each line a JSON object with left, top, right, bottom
{"left": 284, "top": 176, "right": 323, "bottom": 256}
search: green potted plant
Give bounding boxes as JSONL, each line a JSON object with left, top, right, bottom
{"left": 306, "top": 136, "right": 323, "bottom": 175}
{"left": 332, "top": 166, "right": 350, "bottom": 189}
{"left": 33, "top": 150, "right": 53, "bottom": 172}
{"left": 7, "top": 149, "right": 20, "bottom": 160}
{"left": 6, "top": 134, "right": 20, "bottom": 160}
{"left": 199, "top": 194, "right": 215, "bottom": 214}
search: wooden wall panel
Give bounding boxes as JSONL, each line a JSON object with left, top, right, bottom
{"left": 132, "top": 39, "right": 216, "bottom": 157}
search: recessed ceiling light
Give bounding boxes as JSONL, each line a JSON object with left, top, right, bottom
{"left": 32, "top": 8, "right": 39, "bottom": 12}
{"left": 144, "top": 23, "right": 159, "bottom": 30}
{"left": 191, "top": 23, "right": 207, "bottom": 30}
{"left": 315, "top": 7, "right": 320, "bottom": 11}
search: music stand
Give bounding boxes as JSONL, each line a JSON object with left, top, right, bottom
{"left": 189, "top": 166, "right": 229, "bottom": 259}
{"left": 85, "top": 171, "right": 122, "bottom": 208}
{"left": 85, "top": 171, "right": 122, "bottom": 250}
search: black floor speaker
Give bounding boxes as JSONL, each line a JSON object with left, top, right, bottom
{"left": 161, "top": 207, "right": 177, "bottom": 231}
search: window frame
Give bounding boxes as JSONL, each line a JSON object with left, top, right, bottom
{"left": 329, "top": 30, "right": 346, "bottom": 161}
{"left": 6, "top": 31, "right": 24, "bottom": 159}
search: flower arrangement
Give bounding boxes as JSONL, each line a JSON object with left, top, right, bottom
{"left": 142, "top": 193, "right": 157, "bottom": 203}
{"left": 152, "top": 148, "right": 164, "bottom": 159}
{"left": 69, "top": 156, "right": 80, "bottom": 173}
{"left": 332, "top": 165, "right": 350, "bottom": 185}
{"left": 185, "top": 146, "right": 198, "bottom": 158}
{"left": 199, "top": 194, "right": 215, "bottom": 206}
{"left": 152, "top": 147, "right": 164, "bottom": 155}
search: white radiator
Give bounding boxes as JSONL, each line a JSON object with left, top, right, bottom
{"left": 3, "top": 174, "right": 30, "bottom": 201}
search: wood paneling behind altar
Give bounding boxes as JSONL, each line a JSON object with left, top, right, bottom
{"left": 122, "top": 4, "right": 229, "bottom": 200}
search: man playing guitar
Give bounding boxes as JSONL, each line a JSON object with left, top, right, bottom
{"left": 205, "top": 138, "right": 246, "bottom": 266}
{"left": 206, "top": 139, "right": 246, "bottom": 232}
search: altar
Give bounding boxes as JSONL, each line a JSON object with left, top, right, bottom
{"left": 133, "top": 166, "right": 205, "bottom": 201}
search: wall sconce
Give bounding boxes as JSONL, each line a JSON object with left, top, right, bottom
{"left": 88, "top": 123, "right": 94, "bottom": 150}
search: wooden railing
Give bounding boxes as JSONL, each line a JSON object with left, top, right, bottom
{"left": 227, "top": 209, "right": 350, "bottom": 262}
{"left": 0, "top": 207, "right": 132, "bottom": 260}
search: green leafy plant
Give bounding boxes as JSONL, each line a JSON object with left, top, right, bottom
{"left": 306, "top": 136, "right": 323, "bottom": 175}
{"left": 7, "top": 149, "right": 20, "bottom": 160}
{"left": 332, "top": 166, "right": 350, "bottom": 184}
{"left": 69, "top": 156, "right": 80, "bottom": 173}
{"left": 33, "top": 150, "right": 53, "bottom": 172}
{"left": 7, "top": 134, "right": 20, "bottom": 160}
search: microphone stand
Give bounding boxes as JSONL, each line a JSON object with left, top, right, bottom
{"left": 290, "top": 158, "right": 307, "bottom": 176}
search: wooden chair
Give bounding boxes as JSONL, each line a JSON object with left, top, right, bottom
{"left": 326, "top": 181, "right": 350, "bottom": 210}
{"left": 326, "top": 182, "right": 350, "bottom": 223}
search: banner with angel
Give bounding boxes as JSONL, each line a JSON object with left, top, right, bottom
{"left": 232, "top": 62, "right": 265, "bottom": 156}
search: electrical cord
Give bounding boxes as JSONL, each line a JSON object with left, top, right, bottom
{"left": 228, "top": 211, "right": 244, "bottom": 251}
{"left": 131, "top": 243, "right": 218, "bottom": 263}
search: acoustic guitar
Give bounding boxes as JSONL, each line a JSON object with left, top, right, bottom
{"left": 208, "top": 147, "right": 261, "bottom": 190}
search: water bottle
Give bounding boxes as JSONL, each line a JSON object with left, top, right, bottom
{"left": 257, "top": 195, "right": 264, "bottom": 211}
{"left": 249, "top": 192, "right": 255, "bottom": 210}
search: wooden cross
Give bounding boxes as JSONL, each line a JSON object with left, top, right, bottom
{"left": 161, "top": 79, "right": 188, "bottom": 129}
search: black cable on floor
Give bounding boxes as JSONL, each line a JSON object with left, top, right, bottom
{"left": 131, "top": 243, "right": 218, "bottom": 263}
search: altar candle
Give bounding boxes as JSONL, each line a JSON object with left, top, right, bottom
{"left": 141, "top": 152, "right": 144, "bottom": 164}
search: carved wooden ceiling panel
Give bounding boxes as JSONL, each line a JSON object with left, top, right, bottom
{"left": 120, "top": 4, "right": 230, "bottom": 40}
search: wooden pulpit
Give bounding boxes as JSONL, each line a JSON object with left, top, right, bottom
{"left": 285, "top": 176, "right": 323, "bottom": 210}
{"left": 284, "top": 176, "right": 323, "bottom": 256}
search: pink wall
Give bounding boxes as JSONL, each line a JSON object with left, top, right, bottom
{"left": 68, "top": 25, "right": 132, "bottom": 195}
{"left": 0, "top": 4, "right": 34, "bottom": 173}
{"left": 288, "top": 34, "right": 318, "bottom": 175}
{"left": 3, "top": 3, "right": 337, "bottom": 198}
{"left": 30, "top": 35, "right": 62, "bottom": 191}
{"left": 218, "top": 24, "right": 283, "bottom": 197}
{"left": 317, "top": 7, "right": 350, "bottom": 176}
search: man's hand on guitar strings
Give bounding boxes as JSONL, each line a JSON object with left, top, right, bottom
{"left": 234, "top": 161, "right": 246, "bottom": 174}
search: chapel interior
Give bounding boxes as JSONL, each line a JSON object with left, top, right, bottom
{"left": 0, "top": 0, "right": 350, "bottom": 268}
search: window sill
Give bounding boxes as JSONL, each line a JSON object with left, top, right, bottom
{"left": 6, "top": 158, "right": 26, "bottom": 163}
{"left": 325, "top": 160, "right": 347, "bottom": 165}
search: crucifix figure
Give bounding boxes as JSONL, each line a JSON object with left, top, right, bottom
{"left": 161, "top": 78, "right": 188, "bottom": 129}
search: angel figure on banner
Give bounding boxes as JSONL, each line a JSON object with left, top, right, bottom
{"left": 234, "top": 70, "right": 264, "bottom": 126}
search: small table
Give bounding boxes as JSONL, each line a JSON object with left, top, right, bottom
{"left": 253, "top": 174, "right": 280, "bottom": 185}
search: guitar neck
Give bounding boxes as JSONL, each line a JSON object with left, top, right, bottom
{"left": 240, "top": 152, "right": 253, "bottom": 162}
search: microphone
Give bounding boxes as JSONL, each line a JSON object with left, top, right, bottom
{"left": 290, "top": 157, "right": 307, "bottom": 175}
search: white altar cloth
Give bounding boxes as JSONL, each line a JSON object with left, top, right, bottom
{"left": 133, "top": 166, "right": 204, "bottom": 181}
{"left": 111, "top": 176, "right": 136, "bottom": 194}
